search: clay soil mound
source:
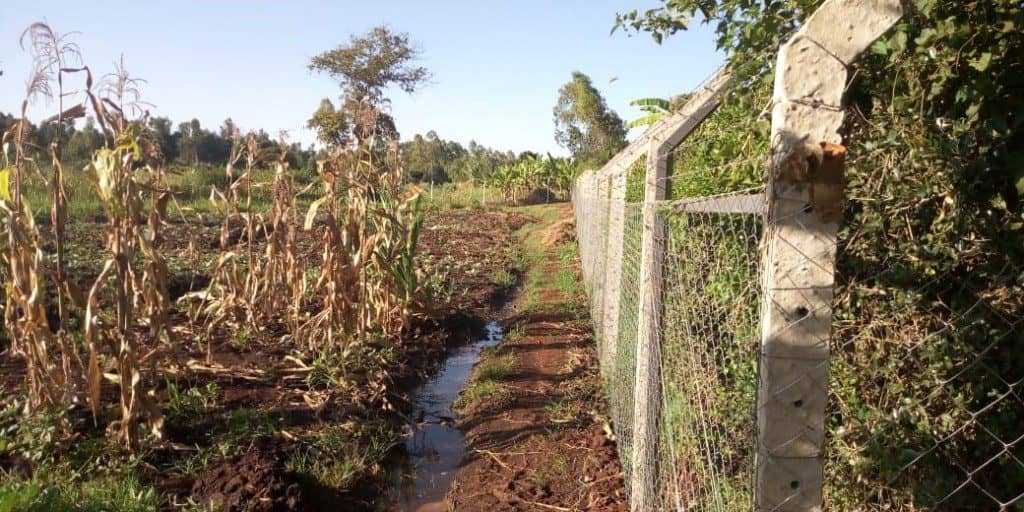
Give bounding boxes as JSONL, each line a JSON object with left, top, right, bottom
{"left": 191, "top": 444, "right": 303, "bottom": 512}
{"left": 519, "top": 187, "right": 557, "bottom": 205}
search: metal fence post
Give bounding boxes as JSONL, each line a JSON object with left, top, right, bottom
{"left": 755, "top": 1, "right": 903, "bottom": 510}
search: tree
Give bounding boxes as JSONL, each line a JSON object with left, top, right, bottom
{"left": 177, "top": 118, "right": 202, "bottom": 165}
{"left": 309, "top": 26, "right": 429, "bottom": 105}
{"left": 148, "top": 117, "right": 178, "bottom": 162}
{"left": 553, "top": 71, "right": 627, "bottom": 168}
{"left": 307, "top": 98, "right": 350, "bottom": 147}
{"left": 65, "top": 117, "right": 104, "bottom": 162}
{"left": 399, "top": 131, "right": 513, "bottom": 184}
{"left": 308, "top": 26, "right": 429, "bottom": 146}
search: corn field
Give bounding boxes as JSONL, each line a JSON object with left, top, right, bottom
{"left": 0, "top": 22, "right": 427, "bottom": 451}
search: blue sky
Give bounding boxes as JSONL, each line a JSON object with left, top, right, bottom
{"left": 0, "top": 1, "right": 722, "bottom": 155}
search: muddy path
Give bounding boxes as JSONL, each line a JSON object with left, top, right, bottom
{"left": 443, "top": 204, "right": 628, "bottom": 512}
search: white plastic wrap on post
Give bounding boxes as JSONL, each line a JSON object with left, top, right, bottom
{"left": 755, "top": 1, "right": 903, "bottom": 510}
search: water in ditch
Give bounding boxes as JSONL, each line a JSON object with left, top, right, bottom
{"left": 382, "top": 320, "right": 504, "bottom": 511}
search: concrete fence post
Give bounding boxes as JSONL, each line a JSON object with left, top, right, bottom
{"left": 631, "top": 138, "right": 668, "bottom": 512}
{"left": 755, "top": 1, "right": 903, "bottom": 510}
{"left": 601, "top": 165, "right": 628, "bottom": 369}
{"left": 595, "top": 173, "right": 612, "bottom": 338}
{"left": 629, "top": 69, "right": 733, "bottom": 512}
{"left": 574, "top": 171, "right": 592, "bottom": 287}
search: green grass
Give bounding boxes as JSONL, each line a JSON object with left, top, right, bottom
{"left": 16, "top": 160, "right": 304, "bottom": 223}
{"left": 475, "top": 354, "right": 515, "bottom": 381}
{"left": 512, "top": 204, "right": 561, "bottom": 224}
{"left": 286, "top": 423, "right": 399, "bottom": 489}
{"left": 221, "top": 408, "right": 286, "bottom": 438}
{"left": 454, "top": 349, "right": 515, "bottom": 412}
{"left": 0, "top": 474, "right": 161, "bottom": 512}
{"left": 506, "top": 206, "right": 585, "bottom": 316}
{"left": 553, "top": 269, "right": 577, "bottom": 297}
{"left": 503, "top": 325, "right": 524, "bottom": 343}
{"left": 453, "top": 380, "right": 502, "bottom": 411}
{"left": 0, "top": 402, "right": 161, "bottom": 512}
{"left": 489, "top": 268, "right": 517, "bottom": 288}
{"left": 419, "top": 182, "right": 500, "bottom": 211}
{"left": 164, "top": 381, "right": 219, "bottom": 423}
{"left": 507, "top": 247, "right": 528, "bottom": 272}
{"left": 230, "top": 327, "right": 253, "bottom": 349}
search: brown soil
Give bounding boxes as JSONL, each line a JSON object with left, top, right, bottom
{"left": 445, "top": 204, "right": 627, "bottom": 512}
{"left": 190, "top": 441, "right": 304, "bottom": 512}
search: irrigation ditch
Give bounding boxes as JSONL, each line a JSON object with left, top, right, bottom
{"left": 381, "top": 202, "right": 629, "bottom": 511}
{"left": 383, "top": 319, "right": 507, "bottom": 510}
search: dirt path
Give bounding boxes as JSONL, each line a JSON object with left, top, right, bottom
{"left": 445, "top": 204, "right": 627, "bottom": 512}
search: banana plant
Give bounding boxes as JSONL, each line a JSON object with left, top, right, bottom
{"left": 629, "top": 97, "right": 672, "bottom": 129}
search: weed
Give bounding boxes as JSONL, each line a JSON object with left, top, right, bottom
{"left": 230, "top": 327, "right": 253, "bottom": 349}
{"left": 555, "top": 243, "right": 576, "bottom": 265}
{"left": 554, "top": 268, "right": 577, "bottom": 296}
{"left": 507, "top": 247, "right": 528, "bottom": 271}
{"left": 453, "top": 380, "right": 502, "bottom": 411}
{"left": 288, "top": 422, "right": 399, "bottom": 490}
{"left": 489, "top": 268, "right": 517, "bottom": 288}
{"left": 0, "top": 475, "right": 161, "bottom": 512}
{"left": 504, "top": 325, "right": 525, "bottom": 343}
{"left": 164, "top": 381, "right": 219, "bottom": 423}
{"left": 545, "top": 398, "right": 580, "bottom": 425}
{"left": 222, "top": 408, "right": 283, "bottom": 438}
{"left": 475, "top": 355, "right": 515, "bottom": 381}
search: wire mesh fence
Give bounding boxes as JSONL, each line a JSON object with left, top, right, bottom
{"left": 574, "top": 97, "right": 1024, "bottom": 512}
{"left": 611, "top": 202, "right": 641, "bottom": 489}
{"left": 656, "top": 194, "right": 764, "bottom": 511}
{"left": 572, "top": 64, "right": 771, "bottom": 507}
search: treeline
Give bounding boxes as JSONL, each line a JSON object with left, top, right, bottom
{"left": 399, "top": 130, "right": 518, "bottom": 184}
{"left": 0, "top": 111, "right": 547, "bottom": 187}
{"left": 0, "top": 113, "right": 320, "bottom": 171}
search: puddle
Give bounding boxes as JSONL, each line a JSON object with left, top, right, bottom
{"left": 382, "top": 321, "right": 504, "bottom": 511}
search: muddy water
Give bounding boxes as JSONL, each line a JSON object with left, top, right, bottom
{"left": 383, "top": 321, "right": 504, "bottom": 511}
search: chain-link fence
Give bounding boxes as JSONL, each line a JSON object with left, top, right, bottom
{"left": 576, "top": 184, "right": 766, "bottom": 509}
{"left": 823, "top": 170, "right": 1024, "bottom": 510}
{"left": 571, "top": 1, "right": 1021, "bottom": 510}
{"left": 657, "top": 192, "right": 765, "bottom": 510}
